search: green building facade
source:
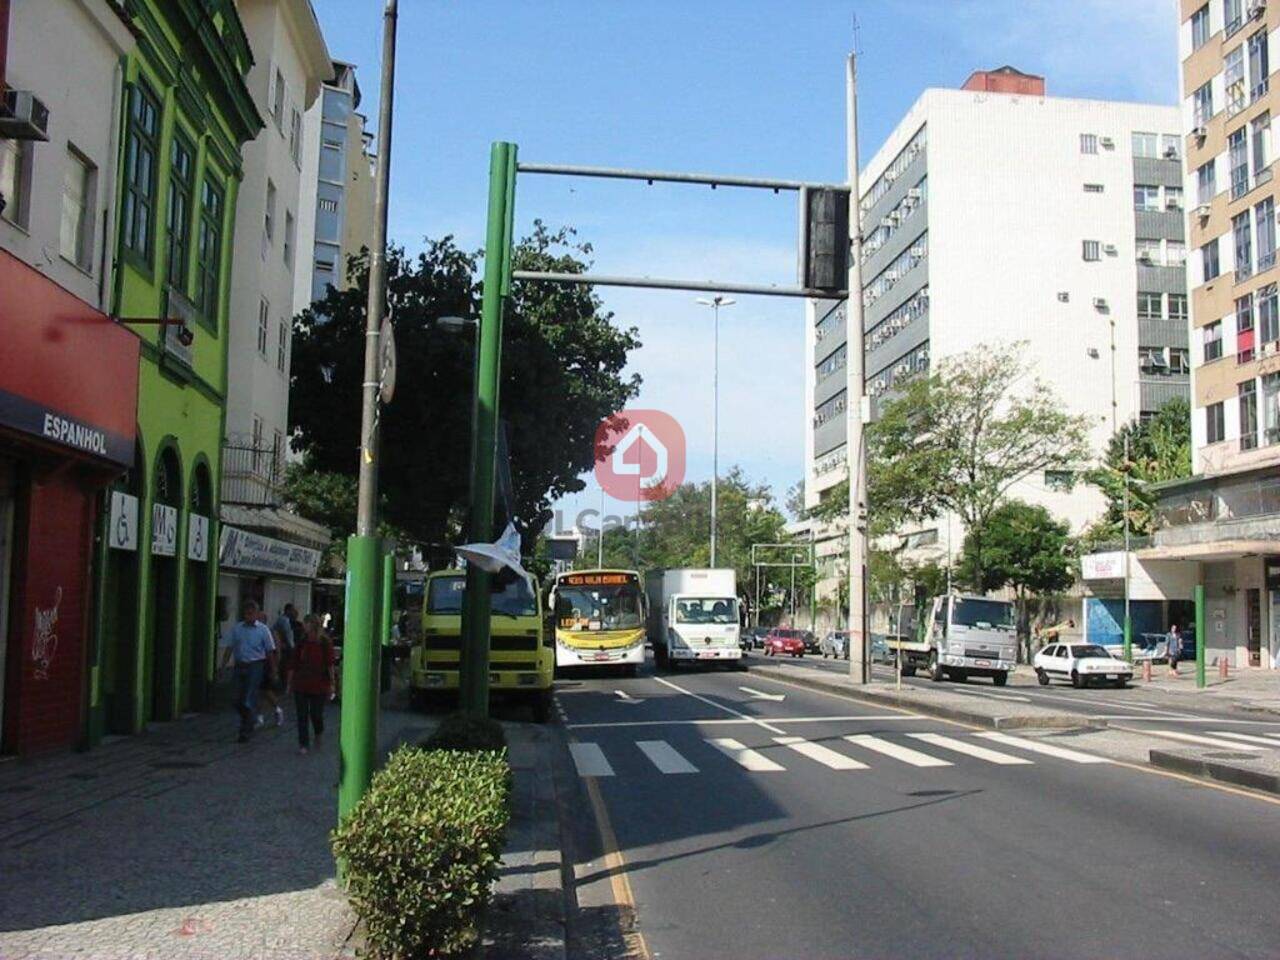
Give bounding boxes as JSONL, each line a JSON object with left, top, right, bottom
{"left": 90, "top": 0, "right": 262, "bottom": 741}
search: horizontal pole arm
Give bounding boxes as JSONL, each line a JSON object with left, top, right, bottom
{"left": 511, "top": 269, "right": 846, "bottom": 300}
{"left": 517, "top": 162, "right": 849, "bottom": 194}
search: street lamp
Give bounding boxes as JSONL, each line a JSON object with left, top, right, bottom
{"left": 436, "top": 315, "right": 477, "bottom": 332}
{"left": 695, "top": 295, "right": 735, "bottom": 567}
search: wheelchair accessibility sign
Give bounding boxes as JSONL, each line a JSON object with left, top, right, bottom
{"left": 108, "top": 491, "right": 139, "bottom": 551}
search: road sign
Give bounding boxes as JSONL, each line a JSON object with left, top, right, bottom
{"left": 187, "top": 513, "right": 209, "bottom": 562}
{"left": 108, "top": 491, "right": 138, "bottom": 551}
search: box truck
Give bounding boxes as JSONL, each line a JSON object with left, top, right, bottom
{"left": 646, "top": 568, "right": 742, "bottom": 669}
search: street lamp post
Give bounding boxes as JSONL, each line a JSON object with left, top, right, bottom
{"left": 695, "top": 295, "right": 735, "bottom": 567}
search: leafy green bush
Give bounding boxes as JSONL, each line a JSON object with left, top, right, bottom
{"left": 423, "top": 713, "right": 507, "bottom": 753}
{"left": 332, "top": 745, "right": 511, "bottom": 958}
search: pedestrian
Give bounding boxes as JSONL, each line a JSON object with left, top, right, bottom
{"left": 256, "top": 609, "right": 286, "bottom": 727}
{"left": 1167, "top": 624, "right": 1183, "bottom": 676}
{"left": 219, "top": 599, "right": 277, "bottom": 743}
{"left": 289, "top": 614, "right": 335, "bottom": 755}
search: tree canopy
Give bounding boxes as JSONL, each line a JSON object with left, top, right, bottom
{"left": 958, "top": 499, "right": 1074, "bottom": 597}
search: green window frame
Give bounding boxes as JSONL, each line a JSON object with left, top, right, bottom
{"left": 196, "top": 174, "right": 225, "bottom": 322}
{"left": 122, "top": 78, "right": 160, "bottom": 262}
{"left": 166, "top": 132, "right": 195, "bottom": 292}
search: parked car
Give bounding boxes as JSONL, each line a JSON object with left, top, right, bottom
{"left": 869, "top": 633, "right": 893, "bottom": 664}
{"left": 801, "top": 630, "right": 819, "bottom": 653}
{"left": 762, "top": 629, "right": 806, "bottom": 657}
{"left": 1034, "top": 642, "right": 1134, "bottom": 688}
{"left": 744, "top": 626, "right": 770, "bottom": 650}
{"left": 820, "top": 631, "right": 848, "bottom": 659}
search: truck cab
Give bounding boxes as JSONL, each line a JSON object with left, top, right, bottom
{"left": 894, "top": 594, "right": 1017, "bottom": 685}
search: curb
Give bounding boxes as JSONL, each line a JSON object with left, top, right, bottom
{"left": 1148, "top": 749, "right": 1280, "bottom": 796}
{"left": 746, "top": 662, "right": 1105, "bottom": 731}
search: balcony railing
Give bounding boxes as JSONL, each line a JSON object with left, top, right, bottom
{"left": 222, "top": 441, "right": 285, "bottom": 508}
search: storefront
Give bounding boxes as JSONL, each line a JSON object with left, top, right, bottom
{"left": 0, "top": 251, "right": 139, "bottom": 755}
{"left": 216, "top": 524, "right": 323, "bottom": 637}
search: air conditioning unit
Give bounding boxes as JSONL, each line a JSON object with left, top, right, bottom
{"left": 1192, "top": 125, "right": 1208, "bottom": 140}
{"left": 1099, "top": 136, "right": 1115, "bottom": 149}
{"left": 1263, "top": 341, "right": 1277, "bottom": 357}
{"left": 1103, "top": 243, "right": 1118, "bottom": 255}
{"left": 1057, "top": 291, "right": 1070, "bottom": 303}
{"left": 880, "top": 216, "right": 894, "bottom": 228}
{"left": 1250, "top": 0, "right": 1266, "bottom": 19}
{"left": 0, "top": 89, "right": 50, "bottom": 141}
{"left": 1195, "top": 203, "right": 1211, "bottom": 219}
{"left": 1138, "top": 252, "right": 1154, "bottom": 263}
{"left": 906, "top": 188, "right": 922, "bottom": 200}
{"left": 910, "top": 245, "right": 925, "bottom": 258}
{"left": 1093, "top": 297, "right": 1109, "bottom": 310}
{"left": 1164, "top": 147, "right": 1180, "bottom": 159}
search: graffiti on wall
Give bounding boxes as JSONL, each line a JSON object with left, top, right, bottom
{"left": 31, "top": 586, "right": 62, "bottom": 680}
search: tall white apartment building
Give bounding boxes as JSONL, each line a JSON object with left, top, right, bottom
{"left": 805, "top": 68, "right": 1186, "bottom": 617}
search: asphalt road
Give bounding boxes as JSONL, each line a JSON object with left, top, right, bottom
{"left": 555, "top": 660, "right": 1280, "bottom": 960}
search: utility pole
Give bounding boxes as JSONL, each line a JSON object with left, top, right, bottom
{"left": 696, "top": 295, "right": 735, "bottom": 567}
{"left": 845, "top": 51, "right": 869, "bottom": 683}
{"left": 597, "top": 485, "right": 605, "bottom": 568}
{"left": 1122, "top": 431, "right": 1132, "bottom": 662}
{"left": 339, "top": 0, "right": 397, "bottom": 821}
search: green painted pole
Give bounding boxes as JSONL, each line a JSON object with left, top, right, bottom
{"left": 459, "top": 141, "right": 518, "bottom": 719}
{"left": 1123, "top": 612, "right": 1132, "bottom": 663}
{"left": 339, "top": 535, "right": 382, "bottom": 820}
{"left": 1195, "top": 582, "right": 1206, "bottom": 688}
{"left": 381, "top": 552, "right": 395, "bottom": 645}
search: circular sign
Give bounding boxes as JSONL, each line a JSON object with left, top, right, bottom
{"left": 379, "top": 318, "right": 396, "bottom": 404}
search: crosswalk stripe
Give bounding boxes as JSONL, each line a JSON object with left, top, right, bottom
{"left": 1141, "top": 729, "right": 1266, "bottom": 751}
{"left": 569, "top": 742, "right": 615, "bottom": 777}
{"left": 843, "top": 734, "right": 952, "bottom": 767}
{"left": 908, "top": 733, "right": 1033, "bottom": 765}
{"left": 773, "top": 736, "right": 868, "bottom": 770}
{"left": 709, "top": 737, "right": 786, "bottom": 772}
{"left": 975, "top": 732, "right": 1110, "bottom": 764}
{"left": 1205, "top": 730, "right": 1280, "bottom": 748}
{"left": 636, "top": 740, "right": 699, "bottom": 774}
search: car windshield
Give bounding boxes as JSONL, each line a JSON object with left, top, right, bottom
{"left": 952, "top": 598, "right": 1014, "bottom": 628}
{"left": 426, "top": 572, "right": 536, "bottom": 617}
{"left": 676, "top": 598, "right": 738, "bottom": 624}
{"left": 1071, "top": 644, "right": 1113, "bottom": 659}
{"left": 555, "top": 584, "right": 643, "bottom": 630}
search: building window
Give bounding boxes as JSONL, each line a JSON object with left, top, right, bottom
{"left": 264, "top": 178, "right": 276, "bottom": 255}
{"left": 166, "top": 133, "right": 195, "bottom": 291}
{"left": 1137, "top": 238, "right": 1161, "bottom": 264}
{"left": 122, "top": 78, "right": 161, "bottom": 260}
{"left": 1138, "top": 292, "right": 1163, "bottom": 319}
{"left": 1225, "top": 0, "right": 1244, "bottom": 37}
{"left": 322, "top": 137, "right": 342, "bottom": 152}
{"left": 1234, "top": 210, "right": 1254, "bottom": 278}
{"left": 1132, "top": 131, "right": 1159, "bottom": 158}
{"left": 1134, "top": 184, "right": 1161, "bottom": 211}
{"left": 1163, "top": 135, "right": 1182, "bottom": 160}
{"left": 1256, "top": 196, "right": 1277, "bottom": 272}
{"left": 252, "top": 415, "right": 264, "bottom": 467}
{"left": 1170, "top": 347, "right": 1191, "bottom": 374}
{"left": 1194, "top": 82, "right": 1214, "bottom": 128}
{"left": 1169, "top": 293, "right": 1188, "bottom": 321}
{"left": 1140, "top": 347, "right": 1170, "bottom": 375}
{"left": 1227, "top": 45, "right": 1247, "bottom": 114}
{"left": 318, "top": 197, "right": 338, "bottom": 213}
{"left": 1044, "top": 470, "right": 1075, "bottom": 491}
{"left": 0, "top": 137, "right": 31, "bottom": 228}
{"left": 1238, "top": 293, "right": 1257, "bottom": 362}
{"left": 1205, "top": 320, "right": 1224, "bottom": 362}
{"left": 1080, "top": 133, "right": 1098, "bottom": 154}
{"left": 1241, "top": 379, "right": 1259, "bottom": 450}
{"left": 1249, "top": 29, "right": 1270, "bottom": 102}
{"left": 1264, "top": 371, "right": 1280, "bottom": 444}
{"left": 1229, "top": 127, "right": 1249, "bottom": 198}
{"left": 1083, "top": 183, "right": 1104, "bottom": 193}
{"left": 272, "top": 68, "right": 286, "bottom": 129}
{"left": 1259, "top": 283, "right": 1280, "bottom": 341}
{"left": 196, "top": 176, "right": 224, "bottom": 320}
{"left": 273, "top": 429, "right": 285, "bottom": 473}
{"left": 284, "top": 210, "right": 295, "bottom": 268}
{"left": 1203, "top": 238, "right": 1221, "bottom": 280}
{"left": 59, "top": 147, "right": 94, "bottom": 270}
{"left": 1191, "top": 4, "right": 1211, "bottom": 50}
{"left": 289, "top": 107, "right": 302, "bottom": 166}
{"left": 1167, "top": 240, "right": 1186, "bottom": 266}
{"left": 1197, "top": 161, "right": 1216, "bottom": 203}
{"left": 257, "top": 298, "right": 269, "bottom": 356}
{"left": 1166, "top": 186, "right": 1184, "bottom": 210}
{"left": 1082, "top": 239, "right": 1100, "bottom": 261}
{"left": 277, "top": 319, "right": 288, "bottom": 372}
{"left": 1206, "top": 401, "right": 1226, "bottom": 444}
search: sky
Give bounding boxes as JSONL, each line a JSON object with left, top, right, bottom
{"left": 307, "top": 0, "right": 1180, "bottom": 533}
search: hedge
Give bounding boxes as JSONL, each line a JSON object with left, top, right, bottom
{"left": 332, "top": 744, "right": 511, "bottom": 958}
{"left": 423, "top": 713, "right": 507, "bottom": 753}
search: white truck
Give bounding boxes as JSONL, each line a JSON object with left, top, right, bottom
{"left": 891, "top": 593, "right": 1017, "bottom": 685}
{"left": 645, "top": 568, "right": 742, "bottom": 669}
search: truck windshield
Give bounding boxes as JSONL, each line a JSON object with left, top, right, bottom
{"left": 676, "top": 598, "right": 738, "bottom": 624}
{"left": 426, "top": 573, "right": 537, "bottom": 617}
{"left": 556, "top": 584, "right": 643, "bottom": 630}
{"left": 951, "top": 598, "right": 1014, "bottom": 628}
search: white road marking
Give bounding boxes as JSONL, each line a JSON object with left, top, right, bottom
{"left": 739, "top": 686, "right": 786, "bottom": 702}
{"left": 908, "top": 733, "right": 1034, "bottom": 765}
{"left": 565, "top": 714, "right": 917, "bottom": 730}
{"left": 1094, "top": 716, "right": 1280, "bottom": 725}
{"left": 943, "top": 687, "right": 1031, "bottom": 703}
{"left": 1204, "top": 730, "right": 1280, "bottom": 748}
{"left": 636, "top": 740, "right": 699, "bottom": 774}
{"left": 1137, "top": 729, "right": 1266, "bottom": 751}
{"left": 843, "top": 734, "right": 952, "bottom": 768}
{"left": 569, "top": 742, "right": 615, "bottom": 777}
{"left": 613, "top": 689, "right": 643, "bottom": 704}
{"left": 651, "top": 676, "right": 787, "bottom": 734}
{"left": 975, "top": 732, "right": 1111, "bottom": 764}
{"left": 709, "top": 737, "right": 786, "bottom": 772}
{"left": 773, "top": 736, "right": 868, "bottom": 770}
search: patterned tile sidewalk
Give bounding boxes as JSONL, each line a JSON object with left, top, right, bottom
{"left": 0, "top": 692, "right": 432, "bottom": 960}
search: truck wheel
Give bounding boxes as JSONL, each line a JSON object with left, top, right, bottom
{"left": 1036, "top": 668, "right": 1049, "bottom": 686}
{"left": 901, "top": 663, "right": 917, "bottom": 677}
{"left": 993, "top": 672, "right": 1008, "bottom": 687}
{"left": 928, "top": 653, "right": 945, "bottom": 682}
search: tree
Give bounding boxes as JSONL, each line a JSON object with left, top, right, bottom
{"left": 287, "top": 226, "right": 641, "bottom": 554}
{"left": 1084, "top": 397, "right": 1191, "bottom": 546}
{"left": 868, "top": 343, "right": 1092, "bottom": 582}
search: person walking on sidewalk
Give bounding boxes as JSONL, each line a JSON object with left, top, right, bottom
{"left": 289, "top": 614, "right": 335, "bottom": 755}
{"left": 220, "top": 600, "right": 277, "bottom": 743}
{"left": 1167, "top": 624, "right": 1183, "bottom": 676}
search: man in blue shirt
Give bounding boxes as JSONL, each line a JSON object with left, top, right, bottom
{"left": 221, "top": 600, "right": 277, "bottom": 742}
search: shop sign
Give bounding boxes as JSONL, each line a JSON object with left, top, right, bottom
{"left": 1080, "top": 551, "right": 1124, "bottom": 580}
{"left": 151, "top": 503, "right": 178, "bottom": 556}
{"left": 188, "top": 513, "right": 209, "bottom": 562}
{"left": 219, "top": 525, "right": 321, "bottom": 579}
{"left": 108, "top": 492, "right": 139, "bottom": 551}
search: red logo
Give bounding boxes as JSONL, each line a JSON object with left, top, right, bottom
{"left": 595, "top": 409, "right": 685, "bottom": 502}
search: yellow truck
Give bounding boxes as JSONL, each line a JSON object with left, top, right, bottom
{"left": 409, "top": 568, "right": 553, "bottom": 721}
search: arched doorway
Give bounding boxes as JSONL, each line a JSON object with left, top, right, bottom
{"left": 102, "top": 442, "right": 143, "bottom": 734}
{"left": 184, "top": 462, "right": 213, "bottom": 711}
{"left": 148, "top": 446, "right": 181, "bottom": 722}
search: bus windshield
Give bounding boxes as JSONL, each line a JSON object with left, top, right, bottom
{"left": 426, "top": 572, "right": 537, "bottom": 617}
{"left": 676, "top": 597, "right": 738, "bottom": 625}
{"left": 951, "top": 597, "right": 1014, "bottom": 628}
{"left": 555, "top": 582, "right": 643, "bottom": 630}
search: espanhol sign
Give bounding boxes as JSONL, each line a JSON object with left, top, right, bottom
{"left": 219, "top": 525, "right": 321, "bottom": 579}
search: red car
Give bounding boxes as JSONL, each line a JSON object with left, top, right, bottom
{"left": 762, "top": 628, "right": 806, "bottom": 657}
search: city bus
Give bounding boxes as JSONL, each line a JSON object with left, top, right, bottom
{"left": 409, "top": 567, "right": 553, "bottom": 721}
{"left": 548, "top": 569, "right": 647, "bottom": 675}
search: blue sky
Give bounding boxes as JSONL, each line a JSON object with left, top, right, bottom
{"left": 309, "top": 0, "right": 1179, "bottom": 529}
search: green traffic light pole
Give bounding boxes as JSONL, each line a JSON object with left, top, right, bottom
{"left": 338, "top": 0, "right": 397, "bottom": 823}
{"left": 459, "top": 141, "right": 518, "bottom": 719}
{"left": 1195, "top": 582, "right": 1206, "bottom": 688}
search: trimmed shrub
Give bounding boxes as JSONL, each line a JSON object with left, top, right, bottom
{"left": 332, "top": 745, "right": 511, "bottom": 958}
{"left": 423, "top": 713, "right": 507, "bottom": 753}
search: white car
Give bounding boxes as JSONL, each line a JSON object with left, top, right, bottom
{"left": 1034, "top": 642, "right": 1134, "bottom": 688}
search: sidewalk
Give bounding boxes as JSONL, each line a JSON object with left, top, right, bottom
{"left": 1103, "top": 665, "right": 1280, "bottom": 714}
{"left": 0, "top": 689, "right": 432, "bottom": 960}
